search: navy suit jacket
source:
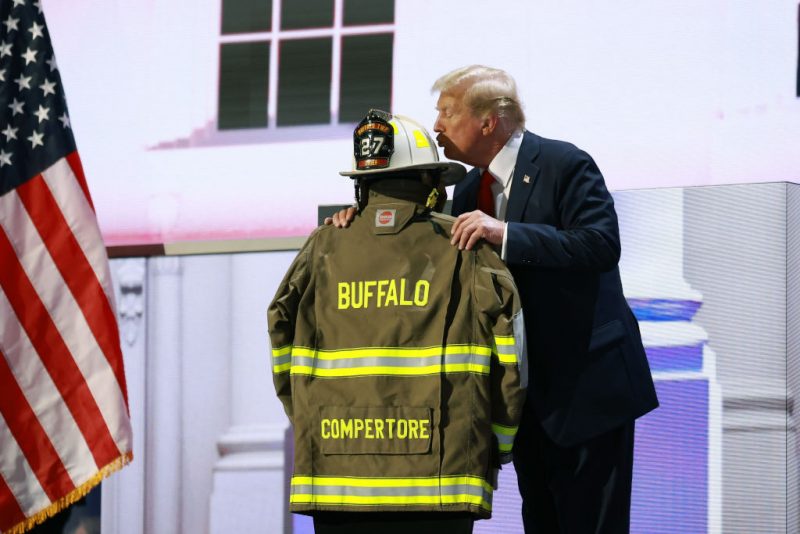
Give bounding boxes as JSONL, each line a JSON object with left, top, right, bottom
{"left": 452, "top": 131, "right": 658, "bottom": 447}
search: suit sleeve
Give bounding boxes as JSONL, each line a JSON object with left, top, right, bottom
{"left": 267, "top": 233, "right": 316, "bottom": 423}
{"left": 505, "top": 148, "right": 621, "bottom": 272}
{"left": 475, "top": 246, "right": 527, "bottom": 464}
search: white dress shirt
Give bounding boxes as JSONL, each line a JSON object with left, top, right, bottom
{"left": 481, "top": 129, "right": 523, "bottom": 260}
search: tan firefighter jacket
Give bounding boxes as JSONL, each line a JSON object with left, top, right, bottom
{"left": 268, "top": 185, "right": 527, "bottom": 519}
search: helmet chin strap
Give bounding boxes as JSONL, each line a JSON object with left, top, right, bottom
{"left": 354, "top": 180, "right": 367, "bottom": 212}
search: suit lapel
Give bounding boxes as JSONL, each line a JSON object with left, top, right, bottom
{"left": 505, "top": 131, "right": 540, "bottom": 222}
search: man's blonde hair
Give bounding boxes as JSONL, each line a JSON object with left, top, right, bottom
{"left": 432, "top": 65, "right": 526, "bottom": 130}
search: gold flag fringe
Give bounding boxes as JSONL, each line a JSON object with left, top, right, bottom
{"left": 3, "top": 451, "right": 133, "bottom": 534}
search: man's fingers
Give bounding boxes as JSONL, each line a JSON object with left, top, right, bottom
{"left": 450, "top": 214, "right": 466, "bottom": 244}
{"left": 451, "top": 211, "right": 477, "bottom": 245}
{"left": 331, "top": 212, "right": 346, "bottom": 228}
{"left": 458, "top": 219, "right": 481, "bottom": 250}
{"left": 450, "top": 211, "right": 498, "bottom": 249}
{"left": 331, "top": 207, "right": 357, "bottom": 228}
{"left": 464, "top": 226, "right": 484, "bottom": 251}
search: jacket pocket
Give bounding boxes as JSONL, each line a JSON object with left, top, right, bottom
{"left": 587, "top": 319, "right": 625, "bottom": 353}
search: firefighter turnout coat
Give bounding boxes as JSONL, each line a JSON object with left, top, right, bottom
{"left": 268, "top": 185, "right": 527, "bottom": 519}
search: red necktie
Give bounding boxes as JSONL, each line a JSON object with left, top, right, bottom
{"left": 477, "top": 170, "right": 495, "bottom": 217}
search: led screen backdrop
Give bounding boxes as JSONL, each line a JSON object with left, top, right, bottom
{"left": 40, "top": 0, "right": 800, "bottom": 246}
{"left": 100, "top": 183, "right": 798, "bottom": 534}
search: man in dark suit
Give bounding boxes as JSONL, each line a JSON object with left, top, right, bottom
{"left": 432, "top": 65, "right": 659, "bottom": 533}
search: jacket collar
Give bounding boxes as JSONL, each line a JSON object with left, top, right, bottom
{"left": 452, "top": 131, "right": 541, "bottom": 220}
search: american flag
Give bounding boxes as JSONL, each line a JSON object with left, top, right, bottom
{"left": 0, "top": 1, "right": 132, "bottom": 532}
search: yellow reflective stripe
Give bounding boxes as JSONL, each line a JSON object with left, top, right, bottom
{"left": 493, "top": 335, "right": 519, "bottom": 364}
{"left": 290, "top": 493, "right": 490, "bottom": 507}
{"left": 492, "top": 424, "right": 517, "bottom": 454}
{"left": 290, "top": 475, "right": 493, "bottom": 510}
{"left": 494, "top": 335, "right": 515, "bottom": 346}
{"left": 272, "top": 345, "right": 292, "bottom": 357}
{"left": 272, "top": 345, "right": 292, "bottom": 374}
{"left": 491, "top": 423, "right": 518, "bottom": 436}
{"left": 273, "top": 362, "right": 291, "bottom": 373}
{"left": 282, "top": 345, "right": 495, "bottom": 376}
{"left": 291, "top": 475, "right": 491, "bottom": 492}
{"left": 291, "top": 345, "right": 492, "bottom": 360}
{"left": 446, "top": 344, "right": 492, "bottom": 356}
{"left": 290, "top": 363, "right": 490, "bottom": 377}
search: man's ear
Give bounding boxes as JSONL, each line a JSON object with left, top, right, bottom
{"left": 481, "top": 114, "right": 498, "bottom": 136}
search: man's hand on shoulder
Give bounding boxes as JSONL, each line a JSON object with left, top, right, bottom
{"left": 323, "top": 206, "right": 357, "bottom": 228}
{"left": 450, "top": 210, "right": 504, "bottom": 250}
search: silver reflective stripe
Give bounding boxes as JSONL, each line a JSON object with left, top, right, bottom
{"left": 494, "top": 431, "right": 515, "bottom": 452}
{"left": 289, "top": 475, "right": 493, "bottom": 509}
{"left": 272, "top": 353, "right": 291, "bottom": 367}
{"left": 494, "top": 344, "right": 516, "bottom": 355}
{"left": 512, "top": 309, "right": 528, "bottom": 388}
{"left": 291, "top": 353, "right": 486, "bottom": 369}
{"left": 290, "top": 483, "right": 489, "bottom": 499}
{"left": 272, "top": 346, "right": 292, "bottom": 373}
{"left": 287, "top": 346, "right": 495, "bottom": 376}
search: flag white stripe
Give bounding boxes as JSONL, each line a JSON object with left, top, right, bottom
{"left": 42, "top": 158, "right": 118, "bottom": 310}
{"left": 0, "top": 291, "right": 97, "bottom": 490}
{"left": 0, "top": 5, "right": 133, "bottom": 528}
{"left": 0, "top": 412, "right": 51, "bottom": 518}
{"left": 0, "top": 187, "right": 131, "bottom": 460}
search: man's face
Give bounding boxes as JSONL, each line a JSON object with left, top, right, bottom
{"left": 433, "top": 88, "right": 485, "bottom": 167}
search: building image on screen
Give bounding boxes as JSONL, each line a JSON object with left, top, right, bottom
{"left": 27, "top": 0, "right": 800, "bottom": 532}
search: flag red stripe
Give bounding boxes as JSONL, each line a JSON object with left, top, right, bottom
{"left": 0, "top": 472, "right": 26, "bottom": 532}
{"left": 16, "top": 176, "right": 129, "bottom": 405}
{"left": 66, "top": 151, "right": 95, "bottom": 212}
{"left": 0, "top": 349, "right": 75, "bottom": 502}
{"left": 0, "top": 230, "right": 121, "bottom": 468}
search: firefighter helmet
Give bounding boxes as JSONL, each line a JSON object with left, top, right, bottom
{"left": 340, "top": 110, "right": 466, "bottom": 185}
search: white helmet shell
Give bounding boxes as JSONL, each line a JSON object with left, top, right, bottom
{"left": 340, "top": 112, "right": 466, "bottom": 185}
